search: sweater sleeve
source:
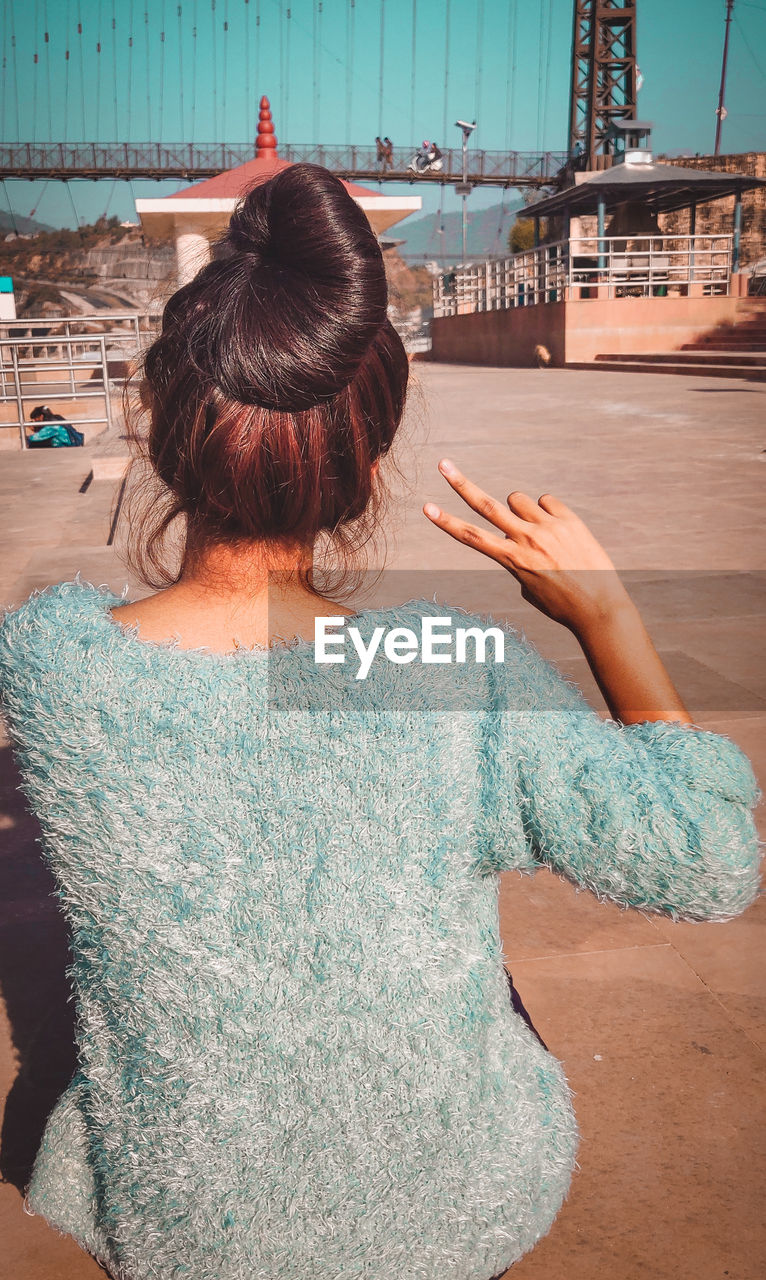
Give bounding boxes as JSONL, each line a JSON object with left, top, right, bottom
{"left": 476, "top": 618, "right": 762, "bottom": 921}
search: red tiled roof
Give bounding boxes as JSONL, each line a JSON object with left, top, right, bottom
{"left": 168, "top": 157, "right": 387, "bottom": 202}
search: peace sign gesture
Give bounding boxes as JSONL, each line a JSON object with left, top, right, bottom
{"left": 423, "top": 458, "right": 632, "bottom": 639}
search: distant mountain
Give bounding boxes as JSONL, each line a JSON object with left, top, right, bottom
{"left": 0, "top": 210, "right": 56, "bottom": 236}
{"left": 396, "top": 200, "right": 523, "bottom": 262}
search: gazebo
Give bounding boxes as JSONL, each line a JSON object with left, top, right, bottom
{"left": 521, "top": 121, "right": 764, "bottom": 281}
{"left": 135, "top": 97, "right": 422, "bottom": 284}
{"left": 431, "top": 123, "right": 766, "bottom": 368}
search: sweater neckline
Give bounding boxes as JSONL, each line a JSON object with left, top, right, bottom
{"left": 78, "top": 577, "right": 447, "bottom": 665}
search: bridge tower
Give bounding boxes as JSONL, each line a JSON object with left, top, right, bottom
{"left": 568, "top": 0, "right": 638, "bottom": 168}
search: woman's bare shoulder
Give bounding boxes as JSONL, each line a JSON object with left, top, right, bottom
{"left": 108, "top": 587, "right": 358, "bottom": 652}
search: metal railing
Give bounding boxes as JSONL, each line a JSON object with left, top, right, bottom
{"left": 0, "top": 311, "right": 160, "bottom": 345}
{"left": 0, "top": 141, "right": 568, "bottom": 187}
{"left": 433, "top": 235, "right": 734, "bottom": 316}
{"left": 570, "top": 235, "right": 732, "bottom": 297}
{"left": 1, "top": 334, "right": 119, "bottom": 449}
{"left": 0, "top": 312, "right": 161, "bottom": 387}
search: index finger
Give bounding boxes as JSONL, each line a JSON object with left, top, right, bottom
{"left": 437, "top": 459, "right": 528, "bottom": 535}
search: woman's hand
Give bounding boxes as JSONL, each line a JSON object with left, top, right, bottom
{"left": 423, "top": 457, "right": 633, "bottom": 638}
{"left": 424, "top": 458, "right": 693, "bottom": 724}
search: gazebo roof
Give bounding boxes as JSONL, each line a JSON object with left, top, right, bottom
{"left": 523, "top": 160, "right": 766, "bottom": 218}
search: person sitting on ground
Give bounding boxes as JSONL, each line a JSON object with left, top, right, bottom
{"left": 27, "top": 405, "right": 83, "bottom": 449}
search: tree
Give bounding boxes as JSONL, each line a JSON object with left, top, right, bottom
{"left": 508, "top": 219, "right": 538, "bottom": 254}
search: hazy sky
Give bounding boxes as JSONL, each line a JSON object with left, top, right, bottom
{"left": 2, "top": 0, "right": 765, "bottom": 229}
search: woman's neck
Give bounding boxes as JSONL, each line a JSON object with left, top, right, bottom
{"left": 178, "top": 536, "right": 314, "bottom": 601}
{"left": 110, "top": 537, "right": 356, "bottom": 652}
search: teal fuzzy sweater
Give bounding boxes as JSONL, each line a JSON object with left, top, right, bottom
{"left": 0, "top": 578, "right": 761, "bottom": 1280}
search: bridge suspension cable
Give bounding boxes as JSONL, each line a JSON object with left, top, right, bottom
{"left": 33, "top": 0, "right": 40, "bottom": 142}
{"left": 378, "top": 0, "right": 385, "bottom": 141}
{"left": 442, "top": 0, "right": 451, "bottom": 145}
{"left": 44, "top": 1, "right": 52, "bottom": 140}
{"left": 222, "top": 0, "right": 229, "bottom": 142}
{"left": 505, "top": 0, "right": 517, "bottom": 149}
{"left": 211, "top": 0, "right": 217, "bottom": 140}
{"left": 191, "top": 0, "right": 198, "bottom": 142}
{"left": 95, "top": 0, "right": 103, "bottom": 138}
{"left": 255, "top": 2, "right": 261, "bottom": 142}
{"left": 100, "top": 176, "right": 118, "bottom": 222}
{"left": 2, "top": 180, "right": 19, "bottom": 234}
{"left": 158, "top": 0, "right": 166, "bottom": 141}
{"left": 345, "top": 0, "right": 355, "bottom": 146}
{"left": 64, "top": 176, "right": 84, "bottom": 241}
{"left": 177, "top": 1, "right": 184, "bottom": 141}
{"left": 285, "top": 5, "right": 292, "bottom": 151}
{"left": 29, "top": 177, "right": 48, "bottom": 221}
{"left": 474, "top": 0, "right": 485, "bottom": 129}
{"left": 410, "top": 0, "right": 416, "bottom": 144}
{"left": 77, "top": 2, "right": 86, "bottom": 140}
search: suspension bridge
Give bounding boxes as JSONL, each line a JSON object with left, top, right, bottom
{"left": 0, "top": 142, "right": 567, "bottom": 188}
{"left": 0, "top": 0, "right": 583, "bottom": 229}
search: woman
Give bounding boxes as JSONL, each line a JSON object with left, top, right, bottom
{"left": 0, "top": 165, "right": 760, "bottom": 1280}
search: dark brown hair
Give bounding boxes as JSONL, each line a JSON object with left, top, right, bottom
{"left": 121, "top": 163, "right": 410, "bottom": 593}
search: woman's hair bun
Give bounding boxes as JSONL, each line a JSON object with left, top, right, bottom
{"left": 177, "top": 163, "right": 390, "bottom": 412}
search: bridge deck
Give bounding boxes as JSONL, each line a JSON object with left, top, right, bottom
{"left": 0, "top": 142, "right": 567, "bottom": 188}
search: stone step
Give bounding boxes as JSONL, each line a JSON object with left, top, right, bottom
{"left": 682, "top": 340, "right": 766, "bottom": 352}
{"left": 697, "top": 328, "right": 766, "bottom": 339}
{"left": 602, "top": 351, "right": 766, "bottom": 367}
{"left": 568, "top": 359, "right": 766, "bottom": 381}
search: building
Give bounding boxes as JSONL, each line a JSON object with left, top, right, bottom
{"left": 431, "top": 124, "right": 766, "bottom": 371}
{"left": 135, "top": 98, "right": 422, "bottom": 284}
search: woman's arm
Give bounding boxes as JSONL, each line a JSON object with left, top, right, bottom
{"left": 574, "top": 597, "right": 692, "bottom": 725}
{"left": 423, "top": 459, "right": 761, "bottom": 918}
{"left": 423, "top": 458, "right": 691, "bottom": 726}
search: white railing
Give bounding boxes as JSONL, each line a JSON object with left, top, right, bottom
{"left": 0, "top": 334, "right": 119, "bottom": 449}
{"left": 433, "top": 235, "right": 733, "bottom": 317}
{"left": 571, "top": 235, "right": 732, "bottom": 297}
{"left": 0, "top": 310, "right": 161, "bottom": 357}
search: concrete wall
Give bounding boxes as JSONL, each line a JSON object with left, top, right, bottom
{"left": 431, "top": 302, "right": 567, "bottom": 368}
{"left": 659, "top": 153, "right": 766, "bottom": 269}
{"left": 430, "top": 295, "right": 763, "bottom": 366}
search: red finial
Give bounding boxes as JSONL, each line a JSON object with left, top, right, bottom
{"left": 256, "top": 95, "right": 278, "bottom": 161}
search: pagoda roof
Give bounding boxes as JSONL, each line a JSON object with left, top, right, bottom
{"left": 168, "top": 157, "right": 385, "bottom": 203}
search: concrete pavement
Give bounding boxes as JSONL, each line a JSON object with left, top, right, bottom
{"left": 1, "top": 364, "right": 764, "bottom": 1279}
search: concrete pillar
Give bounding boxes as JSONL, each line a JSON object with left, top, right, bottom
{"left": 562, "top": 206, "right": 571, "bottom": 297}
{"left": 597, "top": 196, "right": 606, "bottom": 270}
{"left": 175, "top": 219, "right": 211, "bottom": 285}
{"left": 732, "top": 191, "right": 742, "bottom": 273}
{"left": 688, "top": 202, "right": 697, "bottom": 288}
{"left": 596, "top": 195, "right": 608, "bottom": 298}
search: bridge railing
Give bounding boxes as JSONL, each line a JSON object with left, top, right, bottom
{"left": 278, "top": 145, "right": 568, "bottom": 184}
{"left": 433, "top": 235, "right": 734, "bottom": 316}
{"left": 0, "top": 142, "right": 568, "bottom": 186}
